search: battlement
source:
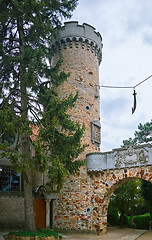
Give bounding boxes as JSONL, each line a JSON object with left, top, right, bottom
{"left": 51, "top": 21, "right": 103, "bottom": 65}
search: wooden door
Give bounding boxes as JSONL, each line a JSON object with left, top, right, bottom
{"left": 34, "top": 198, "right": 46, "bottom": 229}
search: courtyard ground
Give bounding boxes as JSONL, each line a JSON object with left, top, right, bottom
{"left": 60, "top": 227, "right": 151, "bottom": 240}
{"left": 1, "top": 227, "right": 152, "bottom": 240}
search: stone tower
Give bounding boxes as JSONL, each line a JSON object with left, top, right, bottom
{"left": 50, "top": 21, "right": 103, "bottom": 232}
{"left": 51, "top": 21, "right": 103, "bottom": 157}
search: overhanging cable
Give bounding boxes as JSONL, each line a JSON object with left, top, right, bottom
{"left": 100, "top": 74, "right": 152, "bottom": 114}
{"left": 101, "top": 85, "right": 133, "bottom": 89}
{"left": 100, "top": 74, "right": 152, "bottom": 89}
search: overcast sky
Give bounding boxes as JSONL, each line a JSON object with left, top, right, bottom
{"left": 70, "top": 0, "right": 152, "bottom": 152}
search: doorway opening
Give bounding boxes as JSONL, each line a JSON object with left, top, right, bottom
{"left": 50, "top": 199, "right": 55, "bottom": 229}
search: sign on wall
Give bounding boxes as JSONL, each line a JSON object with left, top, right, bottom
{"left": 91, "top": 120, "right": 101, "bottom": 145}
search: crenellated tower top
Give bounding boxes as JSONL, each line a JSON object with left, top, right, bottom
{"left": 51, "top": 21, "right": 103, "bottom": 65}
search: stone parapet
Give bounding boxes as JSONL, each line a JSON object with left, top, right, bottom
{"left": 51, "top": 21, "right": 103, "bottom": 65}
{"left": 87, "top": 144, "right": 152, "bottom": 172}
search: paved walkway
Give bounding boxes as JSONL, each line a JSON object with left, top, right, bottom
{"left": 0, "top": 227, "right": 152, "bottom": 240}
{"left": 60, "top": 227, "right": 147, "bottom": 240}
{"left": 118, "top": 229, "right": 146, "bottom": 240}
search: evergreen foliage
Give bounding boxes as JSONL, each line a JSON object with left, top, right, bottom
{"left": 0, "top": 0, "right": 84, "bottom": 232}
{"left": 34, "top": 87, "right": 85, "bottom": 191}
{"left": 122, "top": 120, "right": 152, "bottom": 147}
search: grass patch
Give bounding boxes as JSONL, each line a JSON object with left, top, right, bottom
{"left": 8, "top": 229, "right": 62, "bottom": 239}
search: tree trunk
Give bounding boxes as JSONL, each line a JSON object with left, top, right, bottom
{"left": 24, "top": 170, "right": 35, "bottom": 231}
{"left": 130, "top": 209, "right": 134, "bottom": 226}
{"left": 20, "top": 117, "right": 36, "bottom": 232}
{"left": 119, "top": 213, "right": 124, "bottom": 228}
{"left": 21, "top": 132, "right": 36, "bottom": 232}
{"left": 17, "top": 15, "right": 36, "bottom": 232}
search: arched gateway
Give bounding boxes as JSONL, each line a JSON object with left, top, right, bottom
{"left": 86, "top": 144, "right": 152, "bottom": 233}
{"left": 52, "top": 143, "right": 152, "bottom": 234}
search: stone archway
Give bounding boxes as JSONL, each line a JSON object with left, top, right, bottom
{"left": 87, "top": 144, "right": 152, "bottom": 234}
{"left": 52, "top": 144, "right": 152, "bottom": 234}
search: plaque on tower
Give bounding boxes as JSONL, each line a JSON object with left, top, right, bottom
{"left": 91, "top": 120, "right": 101, "bottom": 145}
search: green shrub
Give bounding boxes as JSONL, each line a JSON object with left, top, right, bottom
{"left": 107, "top": 212, "right": 120, "bottom": 226}
{"left": 123, "top": 214, "right": 129, "bottom": 226}
{"left": 127, "top": 222, "right": 136, "bottom": 229}
{"left": 133, "top": 214, "right": 151, "bottom": 230}
{"left": 8, "top": 229, "right": 62, "bottom": 239}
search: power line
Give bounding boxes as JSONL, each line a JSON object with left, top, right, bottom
{"left": 100, "top": 74, "right": 152, "bottom": 114}
{"left": 134, "top": 74, "right": 152, "bottom": 88}
{"left": 101, "top": 85, "right": 133, "bottom": 89}
{"left": 100, "top": 74, "right": 152, "bottom": 89}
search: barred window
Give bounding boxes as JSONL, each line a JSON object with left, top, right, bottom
{"left": 0, "top": 167, "right": 22, "bottom": 192}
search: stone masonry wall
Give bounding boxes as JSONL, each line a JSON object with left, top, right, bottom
{"left": 53, "top": 166, "right": 94, "bottom": 231}
{"left": 53, "top": 165, "right": 152, "bottom": 233}
{"left": 0, "top": 194, "right": 25, "bottom": 228}
{"left": 52, "top": 42, "right": 101, "bottom": 156}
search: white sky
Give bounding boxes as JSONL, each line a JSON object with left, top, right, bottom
{"left": 69, "top": 0, "right": 152, "bottom": 152}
